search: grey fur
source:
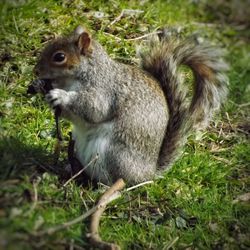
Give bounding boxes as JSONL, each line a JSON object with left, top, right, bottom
{"left": 35, "top": 27, "right": 228, "bottom": 185}
{"left": 139, "top": 35, "right": 229, "bottom": 169}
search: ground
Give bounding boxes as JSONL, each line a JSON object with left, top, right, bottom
{"left": 0, "top": 0, "right": 249, "bottom": 249}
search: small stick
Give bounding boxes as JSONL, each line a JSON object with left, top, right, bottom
{"left": 70, "top": 239, "right": 74, "bottom": 250}
{"left": 225, "top": 112, "right": 233, "bottom": 131}
{"left": 55, "top": 108, "right": 62, "bottom": 141}
{"left": 103, "top": 32, "right": 122, "bottom": 41}
{"left": 33, "top": 179, "right": 153, "bottom": 249}
{"left": 88, "top": 178, "right": 126, "bottom": 250}
{"left": 125, "top": 31, "right": 162, "bottom": 41}
{"left": 109, "top": 9, "right": 144, "bottom": 26}
{"left": 229, "top": 100, "right": 250, "bottom": 108}
{"left": 237, "top": 102, "right": 250, "bottom": 108}
{"left": 104, "top": 31, "right": 162, "bottom": 42}
{"left": 24, "top": 178, "right": 41, "bottom": 216}
{"left": 63, "top": 155, "right": 99, "bottom": 187}
{"left": 67, "top": 132, "right": 75, "bottom": 163}
{"left": 212, "top": 155, "right": 232, "bottom": 165}
{"left": 109, "top": 9, "right": 125, "bottom": 26}
{"left": 53, "top": 107, "right": 63, "bottom": 163}
{"left": 126, "top": 180, "right": 153, "bottom": 191}
{"left": 34, "top": 203, "right": 98, "bottom": 236}
{"left": 33, "top": 179, "right": 125, "bottom": 238}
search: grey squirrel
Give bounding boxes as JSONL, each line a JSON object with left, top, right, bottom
{"left": 33, "top": 25, "right": 228, "bottom": 185}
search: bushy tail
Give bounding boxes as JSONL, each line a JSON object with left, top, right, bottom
{"left": 139, "top": 35, "right": 229, "bottom": 169}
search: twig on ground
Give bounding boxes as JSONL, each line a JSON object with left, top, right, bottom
{"left": 87, "top": 178, "right": 126, "bottom": 250}
{"left": 126, "top": 31, "right": 162, "bottom": 41}
{"left": 212, "top": 155, "right": 232, "bottom": 165}
{"left": 229, "top": 100, "right": 250, "bottom": 108}
{"left": 63, "top": 155, "right": 99, "bottom": 187}
{"left": 218, "top": 126, "right": 223, "bottom": 138}
{"left": 210, "top": 147, "right": 230, "bottom": 153}
{"left": 70, "top": 239, "right": 74, "bottom": 250}
{"left": 109, "top": 10, "right": 125, "bottom": 26}
{"left": 31, "top": 159, "right": 59, "bottom": 174}
{"left": 24, "top": 178, "right": 41, "bottom": 216}
{"left": 126, "top": 180, "right": 153, "bottom": 191}
{"left": 109, "top": 9, "right": 144, "bottom": 26}
{"left": 103, "top": 32, "right": 122, "bottom": 41}
{"left": 33, "top": 178, "right": 125, "bottom": 240}
{"left": 33, "top": 179, "right": 152, "bottom": 248}
{"left": 236, "top": 127, "right": 250, "bottom": 136}
{"left": 225, "top": 112, "right": 233, "bottom": 131}
{"left": 33, "top": 203, "right": 98, "bottom": 236}
{"left": 80, "top": 190, "right": 89, "bottom": 211}
{"left": 239, "top": 101, "right": 250, "bottom": 107}
{"left": 104, "top": 30, "right": 161, "bottom": 42}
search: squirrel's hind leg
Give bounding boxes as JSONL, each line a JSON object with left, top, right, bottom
{"left": 106, "top": 145, "right": 156, "bottom": 185}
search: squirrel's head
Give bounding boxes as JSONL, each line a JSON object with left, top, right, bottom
{"left": 34, "top": 25, "right": 92, "bottom": 80}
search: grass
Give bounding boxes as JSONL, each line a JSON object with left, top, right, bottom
{"left": 0, "top": 0, "right": 249, "bottom": 249}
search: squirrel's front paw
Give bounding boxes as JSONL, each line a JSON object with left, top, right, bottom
{"left": 45, "top": 89, "right": 71, "bottom": 109}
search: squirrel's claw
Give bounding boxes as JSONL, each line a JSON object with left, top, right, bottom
{"left": 45, "top": 89, "right": 69, "bottom": 109}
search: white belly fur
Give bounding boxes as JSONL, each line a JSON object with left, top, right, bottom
{"left": 72, "top": 121, "right": 113, "bottom": 183}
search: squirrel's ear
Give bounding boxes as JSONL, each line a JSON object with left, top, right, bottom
{"left": 74, "top": 26, "right": 92, "bottom": 56}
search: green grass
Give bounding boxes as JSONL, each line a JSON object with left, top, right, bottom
{"left": 0, "top": 0, "right": 249, "bottom": 249}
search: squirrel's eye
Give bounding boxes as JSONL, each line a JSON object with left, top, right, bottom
{"left": 52, "top": 51, "right": 66, "bottom": 64}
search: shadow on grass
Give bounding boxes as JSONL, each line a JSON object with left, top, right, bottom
{"left": 0, "top": 135, "right": 95, "bottom": 187}
{"left": 0, "top": 135, "right": 56, "bottom": 181}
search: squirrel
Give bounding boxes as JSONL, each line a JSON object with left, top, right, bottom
{"left": 33, "top": 25, "right": 228, "bottom": 185}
